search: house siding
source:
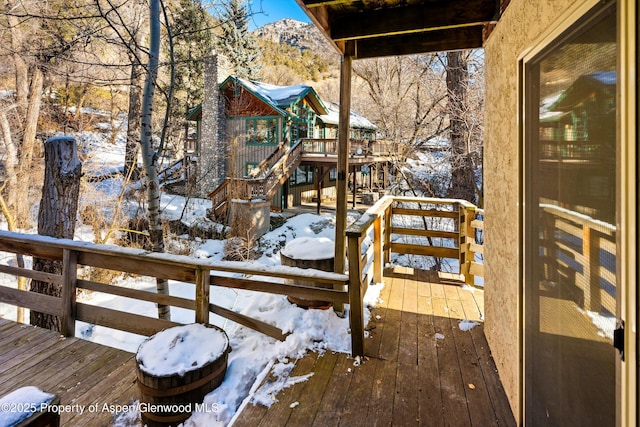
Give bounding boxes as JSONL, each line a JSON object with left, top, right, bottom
{"left": 483, "top": 0, "right": 582, "bottom": 419}
{"left": 226, "top": 117, "right": 284, "bottom": 179}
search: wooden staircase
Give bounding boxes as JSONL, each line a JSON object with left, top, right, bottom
{"left": 208, "top": 139, "right": 304, "bottom": 221}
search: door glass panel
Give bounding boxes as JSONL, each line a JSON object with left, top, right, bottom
{"left": 525, "top": 4, "right": 617, "bottom": 426}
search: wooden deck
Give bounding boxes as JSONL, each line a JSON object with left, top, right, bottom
{"left": 0, "top": 317, "right": 138, "bottom": 426}
{"left": 234, "top": 266, "right": 515, "bottom": 427}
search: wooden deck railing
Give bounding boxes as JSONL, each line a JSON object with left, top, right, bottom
{"left": 0, "top": 196, "right": 483, "bottom": 357}
{"left": 0, "top": 231, "right": 349, "bottom": 345}
{"left": 301, "top": 138, "right": 398, "bottom": 157}
{"left": 346, "top": 195, "right": 484, "bottom": 356}
{"left": 539, "top": 204, "right": 616, "bottom": 314}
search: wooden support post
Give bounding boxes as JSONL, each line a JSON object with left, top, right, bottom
{"left": 60, "top": 249, "right": 78, "bottom": 337}
{"left": 583, "top": 225, "right": 602, "bottom": 311}
{"left": 316, "top": 166, "right": 322, "bottom": 215}
{"left": 459, "top": 206, "right": 476, "bottom": 285}
{"left": 383, "top": 203, "right": 392, "bottom": 264}
{"left": 352, "top": 167, "right": 357, "bottom": 208}
{"left": 334, "top": 51, "right": 353, "bottom": 276}
{"left": 347, "top": 234, "right": 364, "bottom": 357}
{"left": 373, "top": 217, "right": 383, "bottom": 284}
{"left": 195, "top": 268, "right": 211, "bottom": 324}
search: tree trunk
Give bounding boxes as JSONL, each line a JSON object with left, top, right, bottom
{"left": 125, "top": 49, "right": 143, "bottom": 180}
{"left": 6, "top": 0, "right": 29, "bottom": 116}
{"left": 0, "top": 109, "right": 27, "bottom": 322}
{"left": 15, "top": 66, "right": 45, "bottom": 227}
{"left": 30, "top": 136, "right": 82, "bottom": 331}
{"left": 141, "top": 0, "right": 171, "bottom": 321}
{"left": 446, "top": 51, "right": 476, "bottom": 203}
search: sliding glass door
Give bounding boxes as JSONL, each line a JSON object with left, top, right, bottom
{"left": 523, "top": 2, "right": 621, "bottom": 425}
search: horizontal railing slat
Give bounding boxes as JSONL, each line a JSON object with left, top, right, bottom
{"left": 391, "top": 227, "right": 458, "bottom": 240}
{"left": 76, "top": 303, "right": 180, "bottom": 336}
{"left": 211, "top": 275, "right": 349, "bottom": 304}
{"left": 77, "top": 252, "right": 197, "bottom": 283}
{"left": 210, "top": 303, "right": 286, "bottom": 341}
{"left": 392, "top": 207, "right": 458, "bottom": 218}
{"left": 390, "top": 243, "right": 459, "bottom": 259}
{"left": 77, "top": 279, "right": 195, "bottom": 311}
{"left": 0, "top": 264, "right": 62, "bottom": 285}
{"left": 0, "top": 287, "right": 61, "bottom": 317}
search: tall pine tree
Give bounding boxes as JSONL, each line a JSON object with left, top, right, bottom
{"left": 172, "top": 0, "right": 214, "bottom": 115}
{"left": 217, "top": 0, "right": 262, "bottom": 80}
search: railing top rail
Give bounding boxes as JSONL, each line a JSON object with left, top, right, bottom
{"left": 346, "top": 195, "right": 481, "bottom": 238}
{"left": 0, "top": 231, "right": 349, "bottom": 285}
{"left": 540, "top": 203, "right": 616, "bottom": 235}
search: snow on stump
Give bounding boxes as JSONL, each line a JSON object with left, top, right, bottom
{"left": 135, "top": 324, "right": 230, "bottom": 427}
{"left": 0, "top": 386, "right": 59, "bottom": 427}
{"left": 281, "top": 237, "right": 335, "bottom": 309}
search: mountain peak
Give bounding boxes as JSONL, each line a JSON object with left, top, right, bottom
{"left": 255, "top": 18, "right": 335, "bottom": 56}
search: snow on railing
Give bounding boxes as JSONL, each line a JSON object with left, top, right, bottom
{"left": 0, "top": 231, "right": 349, "bottom": 348}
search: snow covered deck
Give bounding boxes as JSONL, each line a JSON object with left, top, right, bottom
{"left": 0, "top": 317, "right": 137, "bottom": 425}
{"left": 234, "top": 266, "right": 515, "bottom": 426}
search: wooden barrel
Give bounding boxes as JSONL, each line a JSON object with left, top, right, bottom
{"left": 281, "top": 237, "right": 335, "bottom": 309}
{"left": 135, "top": 324, "right": 230, "bottom": 427}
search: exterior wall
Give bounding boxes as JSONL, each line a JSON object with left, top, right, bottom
{"left": 226, "top": 117, "right": 284, "bottom": 179}
{"left": 483, "top": 0, "right": 581, "bottom": 419}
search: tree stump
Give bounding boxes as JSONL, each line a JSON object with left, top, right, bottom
{"left": 30, "top": 136, "right": 82, "bottom": 331}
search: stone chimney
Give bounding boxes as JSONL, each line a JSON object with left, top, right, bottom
{"left": 196, "top": 52, "right": 227, "bottom": 198}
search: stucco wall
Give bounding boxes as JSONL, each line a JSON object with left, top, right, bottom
{"left": 483, "top": 0, "right": 581, "bottom": 419}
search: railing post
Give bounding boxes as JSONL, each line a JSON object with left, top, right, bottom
{"left": 60, "top": 249, "right": 78, "bottom": 337}
{"left": 458, "top": 205, "right": 476, "bottom": 286}
{"left": 373, "top": 216, "right": 383, "bottom": 284}
{"left": 383, "top": 203, "right": 392, "bottom": 264}
{"left": 195, "top": 268, "right": 211, "bottom": 324}
{"left": 582, "top": 225, "right": 601, "bottom": 312}
{"left": 348, "top": 234, "right": 364, "bottom": 357}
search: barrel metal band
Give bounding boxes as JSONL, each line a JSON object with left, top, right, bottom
{"left": 137, "top": 361, "right": 226, "bottom": 398}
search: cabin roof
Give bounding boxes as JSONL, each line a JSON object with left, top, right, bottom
{"left": 548, "top": 71, "right": 616, "bottom": 112}
{"left": 221, "top": 76, "right": 329, "bottom": 116}
{"left": 318, "top": 102, "right": 377, "bottom": 130}
{"left": 295, "top": 0, "right": 505, "bottom": 59}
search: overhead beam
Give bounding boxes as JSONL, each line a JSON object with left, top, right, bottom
{"left": 352, "top": 26, "right": 485, "bottom": 59}
{"left": 304, "top": 0, "right": 352, "bottom": 7}
{"left": 330, "top": 0, "right": 499, "bottom": 41}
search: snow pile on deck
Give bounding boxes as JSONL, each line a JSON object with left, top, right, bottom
{"left": 136, "top": 324, "right": 228, "bottom": 377}
{"left": 0, "top": 386, "right": 56, "bottom": 426}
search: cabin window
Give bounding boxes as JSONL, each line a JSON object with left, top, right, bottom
{"left": 245, "top": 162, "right": 259, "bottom": 177}
{"left": 289, "top": 165, "right": 315, "bottom": 186}
{"left": 246, "top": 118, "right": 278, "bottom": 145}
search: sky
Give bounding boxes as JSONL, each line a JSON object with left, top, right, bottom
{"left": 246, "top": 0, "right": 311, "bottom": 30}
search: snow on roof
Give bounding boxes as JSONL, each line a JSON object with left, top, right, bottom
{"left": 318, "top": 102, "right": 377, "bottom": 130}
{"left": 236, "top": 77, "right": 313, "bottom": 108}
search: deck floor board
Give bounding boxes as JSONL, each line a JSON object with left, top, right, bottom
{"left": 0, "top": 321, "right": 137, "bottom": 426}
{"left": 234, "top": 267, "right": 515, "bottom": 427}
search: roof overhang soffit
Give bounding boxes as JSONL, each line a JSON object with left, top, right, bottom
{"left": 296, "top": 0, "right": 501, "bottom": 59}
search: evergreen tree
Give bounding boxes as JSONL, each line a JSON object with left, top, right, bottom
{"left": 171, "top": 0, "right": 214, "bottom": 115}
{"left": 217, "top": 0, "right": 262, "bottom": 80}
